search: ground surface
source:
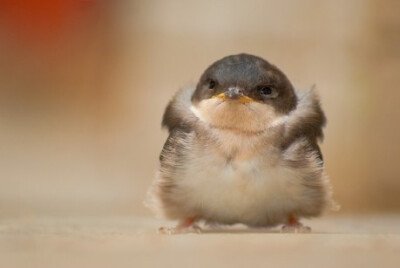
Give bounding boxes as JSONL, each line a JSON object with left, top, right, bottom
{"left": 0, "top": 214, "right": 399, "bottom": 268}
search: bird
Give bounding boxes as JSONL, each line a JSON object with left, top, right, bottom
{"left": 146, "top": 53, "right": 336, "bottom": 233}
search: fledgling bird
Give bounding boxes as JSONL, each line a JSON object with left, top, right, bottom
{"left": 146, "top": 54, "right": 336, "bottom": 233}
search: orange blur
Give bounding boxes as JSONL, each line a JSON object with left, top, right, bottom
{"left": 0, "top": 0, "right": 95, "bottom": 41}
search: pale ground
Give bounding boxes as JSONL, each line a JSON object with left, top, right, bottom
{"left": 0, "top": 214, "right": 399, "bottom": 268}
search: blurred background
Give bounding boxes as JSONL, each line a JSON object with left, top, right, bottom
{"left": 0, "top": 0, "right": 399, "bottom": 218}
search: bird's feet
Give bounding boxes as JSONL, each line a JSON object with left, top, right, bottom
{"left": 158, "top": 217, "right": 202, "bottom": 234}
{"left": 281, "top": 215, "right": 311, "bottom": 233}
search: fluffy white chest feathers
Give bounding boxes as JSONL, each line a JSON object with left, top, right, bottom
{"left": 176, "top": 122, "right": 307, "bottom": 226}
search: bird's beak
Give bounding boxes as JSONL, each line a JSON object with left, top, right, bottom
{"left": 213, "top": 88, "right": 255, "bottom": 103}
{"left": 225, "top": 87, "right": 243, "bottom": 99}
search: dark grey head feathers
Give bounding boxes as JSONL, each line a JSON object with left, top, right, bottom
{"left": 192, "top": 54, "right": 297, "bottom": 114}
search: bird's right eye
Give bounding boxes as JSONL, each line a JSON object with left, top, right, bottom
{"left": 208, "top": 80, "right": 216, "bottom": 89}
{"left": 259, "top": 86, "right": 273, "bottom": 96}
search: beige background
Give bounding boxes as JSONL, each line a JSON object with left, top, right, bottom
{"left": 1, "top": 0, "right": 400, "bottom": 218}
{"left": 1, "top": 1, "right": 400, "bottom": 268}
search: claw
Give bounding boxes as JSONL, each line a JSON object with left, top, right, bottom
{"left": 281, "top": 224, "right": 311, "bottom": 233}
{"left": 281, "top": 215, "right": 311, "bottom": 233}
{"left": 158, "top": 217, "right": 201, "bottom": 234}
{"left": 158, "top": 225, "right": 202, "bottom": 234}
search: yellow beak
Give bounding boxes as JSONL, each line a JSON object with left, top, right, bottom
{"left": 212, "top": 93, "right": 255, "bottom": 104}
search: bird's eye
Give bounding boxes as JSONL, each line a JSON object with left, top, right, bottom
{"left": 208, "top": 80, "right": 216, "bottom": 89}
{"left": 259, "top": 86, "right": 273, "bottom": 96}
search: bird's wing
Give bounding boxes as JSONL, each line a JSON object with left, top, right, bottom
{"left": 152, "top": 86, "right": 197, "bottom": 215}
{"left": 150, "top": 127, "right": 193, "bottom": 218}
{"left": 275, "top": 88, "right": 337, "bottom": 212}
{"left": 279, "top": 87, "right": 327, "bottom": 160}
{"left": 161, "top": 85, "right": 197, "bottom": 132}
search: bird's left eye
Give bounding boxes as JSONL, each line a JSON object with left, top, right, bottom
{"left": 208, "top": 80, "right": 216, "bottom": 89}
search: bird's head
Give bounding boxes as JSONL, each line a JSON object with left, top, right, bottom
{"left": 191, "top": 54, "right": 297, "bottom": 133}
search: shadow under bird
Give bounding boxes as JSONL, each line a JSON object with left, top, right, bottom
{"left": 146, "top": 54, "right": 336, "bottom": 233}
